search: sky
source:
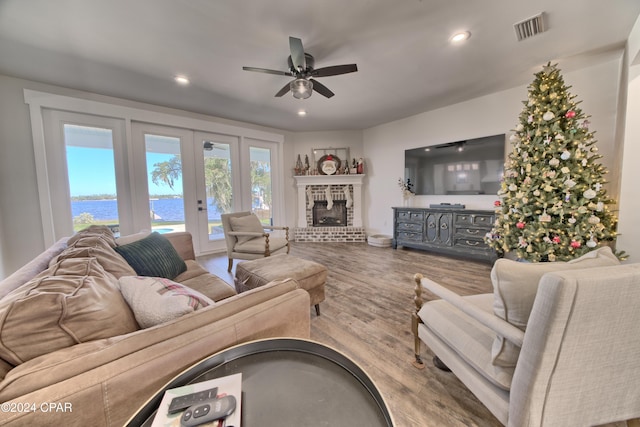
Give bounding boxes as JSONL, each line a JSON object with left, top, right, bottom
{"left": 64, "top": 124, "right": 183, "bottom": 197}
{"left": 66, "top": 146, "right": 183, "bottom": 197}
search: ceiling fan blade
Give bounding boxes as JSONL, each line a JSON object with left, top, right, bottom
{"left": 274, "top": 82, "right": 291, "bottom": 97}
{"left": 309, "top": 79, "right": 334, "bottom": 98}
{"left": 312, "top": 64, "right": 358, "bottom": 77}
{"left": 243, "top": 66, "right": 293, "bottom": 76}
{"left": 289, "top": 36, "right": 306, "bottom": 71}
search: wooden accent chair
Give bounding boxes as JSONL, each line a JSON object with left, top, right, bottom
{"left": 221, "top": 211, "right": 290, "bottom": 272}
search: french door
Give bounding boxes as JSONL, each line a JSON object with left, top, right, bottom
{"left": 133, "top": 125, "right": 281, "bottom": 254}
{"left": 37, "top": 107, "right": 282, "bottom": 254}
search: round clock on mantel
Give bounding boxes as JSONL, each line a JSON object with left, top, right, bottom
{"left": 318, "top": 154, "right": 341, "bottom": 175}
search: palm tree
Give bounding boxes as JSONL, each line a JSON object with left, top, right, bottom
{"left": 151, "top": 155, "right": 233, "bottom": 215}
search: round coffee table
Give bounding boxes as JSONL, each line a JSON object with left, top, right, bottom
{"left": 127, "top": 338, "right": 394, "bottom": 426}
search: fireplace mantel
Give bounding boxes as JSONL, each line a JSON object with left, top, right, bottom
{"left": 294, "top": 174, "right": 365, "bottom": 228}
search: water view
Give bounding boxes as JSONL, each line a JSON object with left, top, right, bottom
{"left": 72, "top": 197, "right": 222, "bottom": 221}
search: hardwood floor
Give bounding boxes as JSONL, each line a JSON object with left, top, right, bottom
{"left": 199, "top": 242, "right": 501, "bottom": 426}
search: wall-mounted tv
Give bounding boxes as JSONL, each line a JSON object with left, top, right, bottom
{"left": 405, "top": 134, "right": 506, "bottom": 196}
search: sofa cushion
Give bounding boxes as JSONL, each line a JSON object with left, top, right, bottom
{"left": 229, "top": 214, "right": 264, "bottom": 244}
{"left": 115, "top": 230, "right": 151, "bottom": 246}
{"left": 57, "top": 238, "right": 136, "bottom": 279}
{"left": 173, "top": 260, "right": 237, "bottom": 301}
{"left": 491, "top": 246, "right": 619, "bottom": 367}
{"left": 119, "top": 276, "right": 214, "bottom": 328}
{"left": 0, "top": 257, "right": 138, "bottom": 365}
{"left": 67, "top": 225, "right": 118, "bottom": 248}
{"left": 115, "top": 232, "right": 187, "bottom": 280}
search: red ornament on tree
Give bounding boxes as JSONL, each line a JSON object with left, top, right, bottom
{"left": 516, "top": 221, "right": 525, "bottom": 229}
{"left": 570, "top": 240, "right": 581, "bottom": 248}
{"left": 552, "top": 236, "right": 561, "bottom": 244}
{"left": 494, "top": 200, "right": 501, "bottom": 207}
{"left": 565, "top": 110, "right": 576, "bottom": 119}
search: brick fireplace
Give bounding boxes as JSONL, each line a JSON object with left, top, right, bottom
{"left": 294, "top": 175, "right": 366, "bottom": 242}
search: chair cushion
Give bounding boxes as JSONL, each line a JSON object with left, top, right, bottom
{"left": 229, "top": 214, "right": 264, "bottom": 244}
{"left": 234, "top": 237, "right": 289, "bottom": 254}
{"left": 0, "top": 257, "right": 138, "bottom": 365}
{"left": 115, "top": 232, "right": 187, "bottom": 280}
{"left": 491, "top": 246, "right": 620, "bottom": 367}
{"left": 118, "top": 276, "right": 214, "bottom": 328}
{"left": 419, "top": 294, "right": 514, "bottom": 391}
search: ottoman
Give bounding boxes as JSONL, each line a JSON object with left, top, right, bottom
{"left": 235, "top": 254, "right": 327, "bottom": 315}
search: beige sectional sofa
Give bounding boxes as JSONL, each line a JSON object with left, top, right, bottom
{"left": 0, "top": 226, "right": 310, "bottom": 426}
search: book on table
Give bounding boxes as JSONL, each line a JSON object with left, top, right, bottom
{"left": 151, "top": 373, "right": 242, "bottom": 427}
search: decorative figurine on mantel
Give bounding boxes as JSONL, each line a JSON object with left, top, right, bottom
{"left": 295, "top": 154, "right": 304, "bottom": 175}
{"left": 357, "top": 158, "right": 364, "bottom": 174}
{"left": 351, "top": 159, "right": 357, "bottom": 174}
{"left": 304, "top": 155, "right": 310, "bottom": 174}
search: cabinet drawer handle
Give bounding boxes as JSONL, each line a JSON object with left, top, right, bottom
{"left": 465, "top": 240, "right": 480, "bottom": 246}
{"left": 478, "top": 217, "right": 487, "bottom": 222}
{"left": 441, "top": 223, "right": 448, "bottom": 230}
{"left": 466, "top": 229, "right": 480, "bottom": 234}
{"left": 428, "top": 222, "right": 436, "bottom": 228}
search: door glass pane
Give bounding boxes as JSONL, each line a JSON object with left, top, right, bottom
{"left": 144, "top": 134, "right": 185, "bottom": 233}
{"left": 203, "top": 140, "right": 232, "bottom": 241}
{"left": 64, "top": 124, "right": 120, "bottom": 235}
{"left": 250, "top": 146, "right": 272, "bottom": 225}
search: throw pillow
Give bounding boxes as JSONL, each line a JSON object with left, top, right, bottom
{"left": 491, "top": 246, "right": 620, "bottom": 367}
{"left": 116, "top": 230, "right": 151, "bottom": 246}
{"left": 0, "top": 257, "right": 138, "bottom": 365}
{"left": 115, "top": 232, "right": 187, "bottom": 280}
{"left": 118, "top": 276, "right": 214, "bottom": 328}
{"left": 229, "top": 214, "right": 264, "bottom": 244}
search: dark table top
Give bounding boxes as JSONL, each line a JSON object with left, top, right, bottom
{"left": 127, "top": 338, "right": 394, "bottom": 427}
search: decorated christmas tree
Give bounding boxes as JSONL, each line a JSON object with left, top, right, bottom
{"left": 486, "top": 63, "right": 620, "bottom": 262}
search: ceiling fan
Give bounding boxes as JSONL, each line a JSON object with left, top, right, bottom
{"left": 242, "top": 36, "right": 358, "bottom": 99}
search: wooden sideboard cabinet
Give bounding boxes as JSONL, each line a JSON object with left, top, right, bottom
{"left": 392, "top": 207, "right": 497, "bottom": 262}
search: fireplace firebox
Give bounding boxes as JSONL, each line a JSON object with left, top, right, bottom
{"left": 312, "top": 200, "right": 347, "bottom": 227}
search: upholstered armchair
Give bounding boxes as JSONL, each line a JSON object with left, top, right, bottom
{"left": 412, "top": 247, "right": 640, "bottom": 426}
{"left": 221, "top": 211, "right": 290, "bottom": 272}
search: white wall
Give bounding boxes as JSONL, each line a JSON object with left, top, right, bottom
{"left": 363, "top": 56, "right": 626, "bottom": 237}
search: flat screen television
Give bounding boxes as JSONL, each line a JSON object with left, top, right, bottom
{"left": 404, "top": 134, "right": 506, "bottom": 195}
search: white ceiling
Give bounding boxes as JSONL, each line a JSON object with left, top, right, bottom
{"left": 1, "top": 0, "right": 639, "bottom": 132}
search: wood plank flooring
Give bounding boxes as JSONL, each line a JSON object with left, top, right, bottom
{"left": 199, "top": 242, "right": 500, "bottom": 426}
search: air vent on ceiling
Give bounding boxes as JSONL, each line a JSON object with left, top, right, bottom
{"left": 514, "top": 13, "right": 546, "bottom": 41}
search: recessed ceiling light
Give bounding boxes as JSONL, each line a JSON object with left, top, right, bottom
{"left": 450, "top": 31, "right": 471, "bottom": 43}
{"left": 174, "top": 75, "right": 190, "bottom": 85}
{"left": 297, "top": 110, "right": 307, "bottom": 116}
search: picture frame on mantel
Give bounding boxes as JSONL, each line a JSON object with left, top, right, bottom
{"left": 312, "top": 147, "right": 350, "bottom": 173}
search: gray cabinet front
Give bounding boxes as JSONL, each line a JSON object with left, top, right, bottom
{"left": 424, "top": 212, "right": 452, "bottom": 245}
{"left": 392, "top": 207, "right": 496, "bottom": 262}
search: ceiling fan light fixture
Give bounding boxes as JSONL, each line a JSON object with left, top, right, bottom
{"left": 174, "top": 75, "right": 190, "bottom": 85}
{"left": 450, "top": 31, "right": 471, "bottom": 43}
{"left": 290, "top": 78, "right": 313, "bottom": 99}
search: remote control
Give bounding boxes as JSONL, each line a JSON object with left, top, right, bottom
{"left": 180, "top": 395, "right": 236, "bottom": 427}
{"left": 167, "top": 387, "right": 218, "bottom": 414}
